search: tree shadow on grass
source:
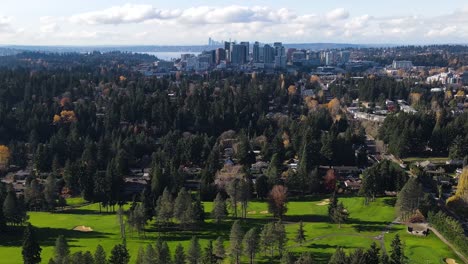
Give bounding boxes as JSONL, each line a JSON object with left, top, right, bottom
{"left": 283, "top": 214, "right": 330, "bottom": 223}
{"left": 347, "top": 218, "right": 393, "bottom": 233}
{"left": 0, "top": 226, "right": 112, "bottom": 248}
{"left": 382, "top": 197, "right": 397, "bottom": 207}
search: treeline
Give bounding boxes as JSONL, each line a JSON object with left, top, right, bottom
{"left": 22, "top": 220, "right": 407, "bottom": 264}
{"left": 428, "top": 211, "right": 468, "bottom": 257}
{"left": 379, "top": 112, "right": 468, "bottom": 158}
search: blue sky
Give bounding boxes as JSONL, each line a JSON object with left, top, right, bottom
{"left": 1, "top": 0, "right": 467, "bottom": 45}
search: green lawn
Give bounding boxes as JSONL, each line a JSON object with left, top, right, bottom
{"left": 0, "top": 196, "right": 461, "bottom": 263}
{"left": 402, "top": 156, "right": 449, "bottom": 164}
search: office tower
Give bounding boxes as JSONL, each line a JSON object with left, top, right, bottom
{"left": 340, "top": 51, "right": 350, "bottom": 63}
{"left": 240, "top": 41, "right": 249, "bottom": 62}
{"left": 263, "top": 44, "right": 275, "bottom": 64}
{"left": 230, "top": 44, "right": 247, "bottom": 65}
{"left": 273, "top": 42, "right": 285, "bottom": 56}
{"left": 325, "top": 51, "right": 336, "bottom": 65}
{"left": 215, "top": 48, "right": 226, "bottom": 65}
{"left": 224, "top": 42, "right": 231, "bottom": 62}
{"left": 253, "top": 41, "right": 260, "bottom": 63}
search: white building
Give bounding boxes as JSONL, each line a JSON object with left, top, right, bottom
{"left": 392, "top": 60, "right": 413, "bottom": 69}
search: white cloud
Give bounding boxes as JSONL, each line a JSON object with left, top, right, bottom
{"left": 2, "top": 5, "right": 468, "bottom": 45}
{"left": 325, "top": 8, "right": 349, "bottom": 21}
{"left": 0, "top": 16, "right": 13, "bottom": 32}
{"left": 70, "top": 4, "right": 180, "bottom": 25}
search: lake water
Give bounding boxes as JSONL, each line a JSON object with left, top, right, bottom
{"left": 138, "top": 51, "right": 201, "bottom": 60}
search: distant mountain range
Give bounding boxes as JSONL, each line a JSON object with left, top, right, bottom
{"left": 0, "top": 43, "right": 397, "bottom": 54}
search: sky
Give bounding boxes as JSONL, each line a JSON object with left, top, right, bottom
{"left": 1, "top": 0, "right": 468, "bottom": 45}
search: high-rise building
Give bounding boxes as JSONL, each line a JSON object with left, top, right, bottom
{"left": 325, "top": 51, "right": 336, "bottom": 65}
{"left": 263, "top": 44, "right": 275, "bottom": 64}
{"left": 240, "top": 41, "right": 249, "bottom": 63}
{"left": 339, "top": 51, "right": 350, "bottom": 64}
{"left": 274, "top": 42, "right": 285, "bottom": 56}
{"left": 253, "top": 41, "right": 260, "bottom": 63}
{"left": 215, "top": 48, "right": 226, "bottom": 65}
{"left": 224, "top": 42, "right": 231, "bottom": 62}
{"left": 230, "top": 44, "right": 247, "bottom": 65}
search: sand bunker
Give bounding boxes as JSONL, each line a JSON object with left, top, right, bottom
{"left": 247, "top": 211, "right": 257, "bottom": 214}
{"left": 445, "top": 258, "right": 458, "bottom": 264}
{"left": 260, "top": 210, "right": 269, "bottom": 214}
{"left": 316, "top": 199, "right": 330, "bottom": 206}
{"left": 73, "top": 225, "right": 93, "bottom": 232}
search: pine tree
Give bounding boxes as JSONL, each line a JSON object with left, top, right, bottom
{"left": 108, "top": 244, "right": 130, "bottom": 264}
{"left": 389, "top": 234, "right": 406, "bottom": 264}
{"left": 44, "top": 173, "right": 58, "bottom": 210}
{"left": 144, "top": 244, "right": 156, "bottom": 264}
{"left": 156, "top": 188, "right": 173, "bottom": 224}
{"left": 260, "top": 222, "right": 275, "bottom": 257}
{"left": 83, "top": 251, "right": 94, "bottom": 264}
{"left": 295, "top": 221, "right": 306, "bottom": 244}
{"left": 280, "top": 251, "right": 295, "bottom": 264}
{"left": 135, "top": 246, "right": 145, "bottom": 264}
{"left": 174, "top": 188, "right": 192, "bottom": 225}
{"left": 296, "top": 252, "right": 314, "bottom": 264}
{"left": 211, "top": 193, "right": 228, "bottom": 223}
{"left": 3, "top": 185, "right": 19, "bottom": 225}
{"left": 297, "top": 142, "right": 311, "bottom": 195}
{"left": 274, "top": 221, "right": 287, "bottom": 257}
{"left": 94, "top": 245, "right": 107, "bottom": 264}
{"left": 226, "top": 178, "right": 240, "bottom": 218}
{"left": 329, "top": 247, "right": 348, "bottom": 264}
{"left": 201, "top": 240, "right": 216, "bottom": 264}
{"left": 214, "top": 236, "right": 225, "bottom": 259}
{"left": 365, "top": 242, "right": 381, "bottom": 264}
{"left": 332, "top": 202, "right": 349, "bottom": 228}
{"left": 243, "top": 227, "right": 259, "bottom": 264}
{"left": 53, "top": 235, "right": 70, "bottom": 264}
{"left": 156, "top": 240, "right": 171, "bottom": 264}
{"left": 229, "top": 220, "right": 244, "bottom": 264}
{"left": 395, "top": 177, "right": 423, "bottom": 220}
{"left": 265, "top": 154, "right": 281, "bottom": 185}
{"left": 174, "top": 243, "right": 186, "bottom": 264}
{"left": 187, "top": 236, "right": 201, "bottom": 264}
{"left": 22, "top": 223, "right": 42, "bottom": 264}
{"left": 192, "top": 198, "right": 205, "bottom": 224}
{"left": 255, "top": 175, "right": 269, "bottom": 200}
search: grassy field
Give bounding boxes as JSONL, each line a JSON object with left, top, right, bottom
{"left": 402, "top": 156, "right": 450, "bottom": 164}
{"left": 0, "top": 196, "right": 461, "bottom": 263}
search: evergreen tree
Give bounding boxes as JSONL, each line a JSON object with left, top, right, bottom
{"left": 329, "top": 247, "right": 348, "bottom": 264}
{"left": 94, "top": 245, "right": 107, "bottom": 264}
{"left": 226, "top": 178, "right": 240, "bottom": 218}
{"left": 211, "top": 193, "right": 228, "bottom": 224}
{"left": 3, "top": 185, "right": 19, "bottom": 225}
{"left": 229, "top": 220, "right": 244, "bottom": 264}
{"left": 274, "top": 221, "right": 287, "bottom": 257}
{"left": 44, "top": 173, "right": 58, "bottom": 210}
{"left": 144, "top": 244, "right": 156, "bottom": 264}
{"left": 156, "top": 188, "right": 173, "bottom": 224}
{"left": 187, "top": 236, "right": 201, "bottom": 264}
{"left": 156, "top": 240, "right": 171, "bottom": 264}
{"left": 108, "top": 244, "right": 130, "bottom": 264}
{"left": 214, "top": 237, "right": 225, "bottom": 259}
{"left": 260, "top": 222, "right": 275, "bottom": 257}
{"left": 83, "top": 251, "right": 94, "bottom": 264}
{"left": 332, "top": 202, "right": 349, "bottom": 228}
{"left": 255, "top": 175, "right": 269, "bottom": 200}
{"left": 22, "top": 223, "right": 42, "bottom": 264}
{"left": 389, "top": 235, "right": 406, "bottom": 264}
{"left": 201, "top": 240, "right": 217, "bottom": 264}
{"left": 174, "top": 244, "right": 186, "bottom": 264}
{"left": 265, "top": 154, "right": 281, "bottom": 185}
{"left": 295, "top": 221, "right": 306, "bottom": 245}
{"left": 395, "top": 178, "right": 423, "bottom": 220}
{"left": 174, "top": 188, "right": 192, "bottom": 225}
{"left": 297, "top": 142, "right": 312, "bottom": 195}
{"left": 364, "top": 242, "right": 381, "bottom": 264}
{"left": 296, "top": 252, "right": 314, "bottom": 264}
{"left": 192, "top": 198, "right": 205, "bottom": 224}
{"left": 243, "top": 227, "right": 259, "bottom": 264}
{"left": 280, "top": 251, "right": 295, "bottom": 264}
{"left": 135, "top": 246, "right": 145, "bottom": 264}
{"left": 53, "top": 235, "right": 70, "bottom": 264}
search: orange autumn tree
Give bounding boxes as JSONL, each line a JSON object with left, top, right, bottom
{"left": 53, "top": 110, "right": 77, "bottom": 124}
{"left": 327, "top": 98, "right": 341, "bottom": 117}
{"left": 0, "top": 145, "right": 10, "bottom": 169}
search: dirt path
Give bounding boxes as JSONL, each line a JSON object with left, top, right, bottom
{"left": 428, "top": 226, "right": 468, "bottom": 264}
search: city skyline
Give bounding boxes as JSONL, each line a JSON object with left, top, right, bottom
{"left": 1, "top": 0, "right": 468, "bottom": 46}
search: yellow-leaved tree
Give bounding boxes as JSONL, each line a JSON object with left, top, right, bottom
{"left": 0, "top": 145, "right": 10, "bottom": 169}
{"left": 447, "top": 168, "right": 468, "bottom": 217}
